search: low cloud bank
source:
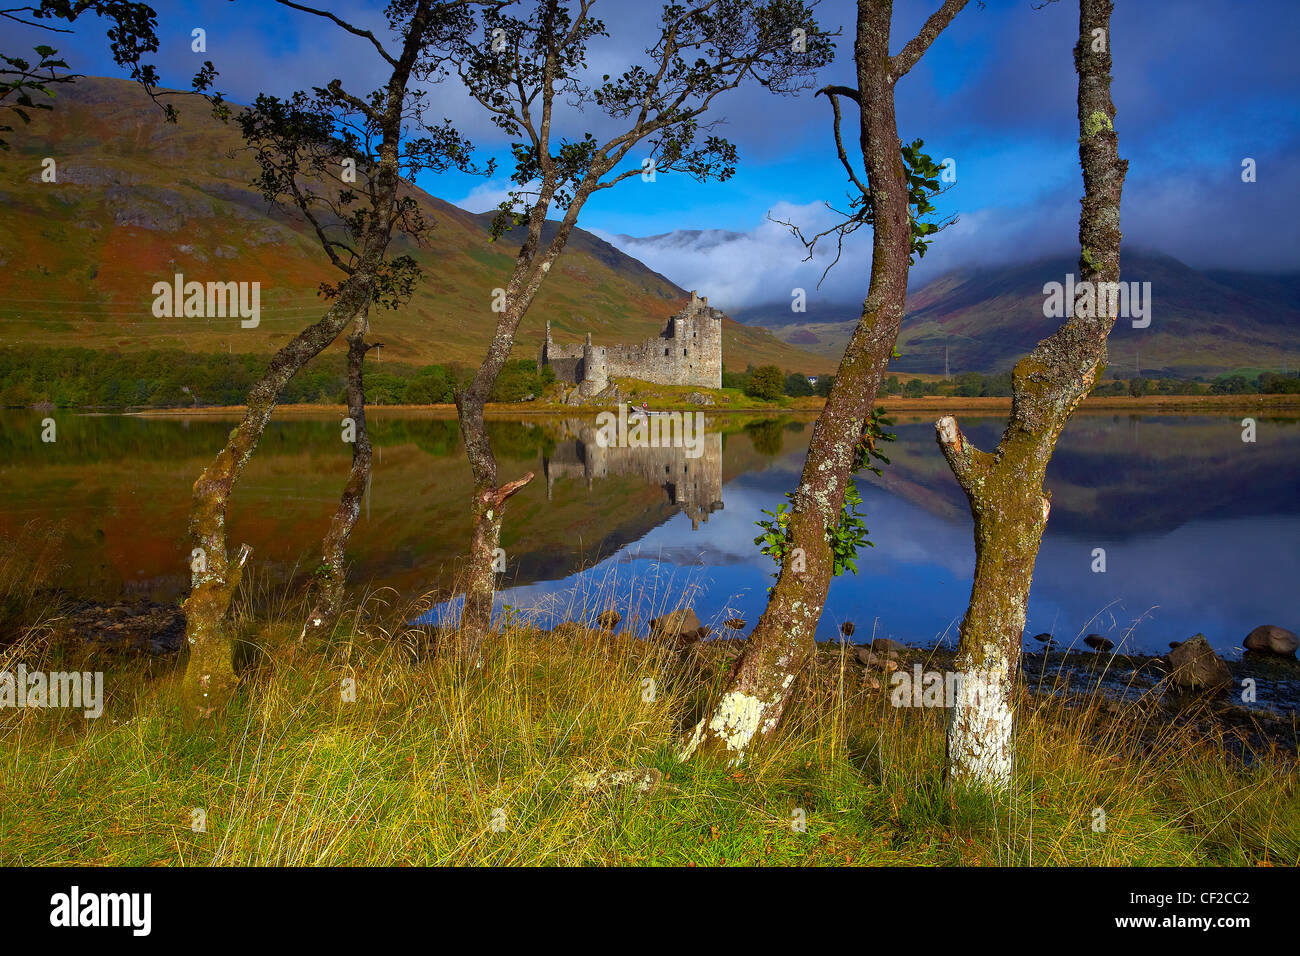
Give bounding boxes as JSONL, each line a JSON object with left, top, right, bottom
{"left": 591, "top": 164, "right": 1299, "bottom": 318}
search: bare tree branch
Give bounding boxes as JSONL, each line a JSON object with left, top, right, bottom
{"left": 275, "top": 0, "right": 398, "bottom": 66}
{"left": 891, "top": 0, "right": 974, "bottom": 82}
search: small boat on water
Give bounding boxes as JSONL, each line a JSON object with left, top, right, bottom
{"left": 628, "top": 401, "right": 667, "bottom": 418}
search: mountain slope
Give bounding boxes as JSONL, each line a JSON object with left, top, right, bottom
{"left": 739, "top": 251, "right": 1300, "bottom": 376}
{"left": 0, "top": 77, "right": 828, "bottom": 373}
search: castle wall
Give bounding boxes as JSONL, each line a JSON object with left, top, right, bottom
{"left": 601, "top": 308, "right": 721, "bottom": 389}
{"left": 581, "top": 335, "right": 609, "bottom": 394}
{"left": 540, "top": 340, "right": 585, "bottom": 385}
{"left": 540, "top": 293, "right": 723, "bottom": 391}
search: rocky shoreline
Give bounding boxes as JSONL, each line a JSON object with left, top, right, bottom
{"left": 38, "top": 599, "right": 187, "bottom": 657}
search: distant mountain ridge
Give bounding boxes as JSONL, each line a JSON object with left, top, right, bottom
{"left": 734, "top": 250, "right": 1300, "bottom": 377}
{"left": 0, "top": 77, "right": 828, "bottom": 373}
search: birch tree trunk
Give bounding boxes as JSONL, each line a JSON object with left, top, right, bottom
{"left": 180, "top": 290, "right": 372, "bottom": 721}
{"left": 179, "top": 5, "right": 424, "bottom": 720}
{"left": 300, "top": 309, "right": 375, "bottom": 644}
{"left": 938, "top": 0, "right": 1127, "bottom": 790}
{"left": 681, "top": 0, "right": 971, "bottom": 764}
{"left": 454, "top": 183, "right": 595, "bottom": 662}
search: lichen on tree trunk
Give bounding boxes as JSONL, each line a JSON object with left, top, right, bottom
{"left": 937, "top": 0, "right": 1127, "bottom": 791}
{"left": 682, "top": 0, "right": 973, "bottom": 765}
{"left": 300, "top": 311, "right": 375, "bottom": 644}
{"left": 937, "top": 429, "right": 1050, "bottom": 788}
{"left": 180, "top": 290, "right": 373, "bottom": 723}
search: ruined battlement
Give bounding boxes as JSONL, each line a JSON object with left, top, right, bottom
{"left": 539, "top": 290, "right": 723, "bottom": 393}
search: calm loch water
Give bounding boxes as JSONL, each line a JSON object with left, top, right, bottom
{"left": 2, "top": 410, "right": 1296, "bottom": 655}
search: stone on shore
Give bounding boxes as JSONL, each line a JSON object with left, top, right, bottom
{"left": 1167, "top": 634, "right": 1232, "bottom": 695}
{"left": 855, "top": 646, "right": 900, "bottom": 673}
{"left": 1243, "top": 625, "right": 1298, "bottom": 658}
{"left": 1084, "top": 634, "right": 1114, "bottom": 652}
{"left": 871, "top": 637, "right": 906, "bottom": 658}
{"left": 649, "top": 608, "right": 706, "bottom": 642}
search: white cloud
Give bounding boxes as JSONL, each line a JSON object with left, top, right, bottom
{"left": 594, "top": 196, "right": 1079, "bottom": 314}
{"left": 449, "top": 179, "right": 519, "bottom": 214}
{"left": 593, "top": 200, "right": 879, "bottom": 313}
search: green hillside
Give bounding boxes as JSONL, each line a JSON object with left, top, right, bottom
{"left": 0, "top": 77, "right": 829, "bottom": 375}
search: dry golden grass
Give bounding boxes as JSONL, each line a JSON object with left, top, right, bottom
{"left": 1, "top": 569, "right": 1295, "bottom": 866}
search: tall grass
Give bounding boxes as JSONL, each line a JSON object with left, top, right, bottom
{"left": 0, "top": 567, "right": 1295, "bottom": 866}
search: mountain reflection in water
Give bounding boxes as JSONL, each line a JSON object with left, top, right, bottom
{"left": 1, "top": 410, "right": 1295, "bottom": 655}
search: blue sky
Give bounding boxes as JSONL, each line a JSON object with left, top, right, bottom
{"left": 12, "top": 0, "right": 1299, "bottom": 309}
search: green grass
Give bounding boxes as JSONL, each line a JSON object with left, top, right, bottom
{"left": 1, "top": 578, "right": 1295, "bottom": 866}
{"left": 531, "top": 377, "right": 820, "bottom": 412}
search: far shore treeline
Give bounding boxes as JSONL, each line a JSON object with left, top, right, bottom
{"left": 2, "top": 346, "right": 1297, "bottom": 410}
{"left": 0, "top": 347, "right": 547, "bottom": 408}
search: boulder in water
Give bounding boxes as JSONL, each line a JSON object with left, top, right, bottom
{"left": 649, "top": 608, "right": 704, "bottom": 642}
{"left": 1084, "top": 634, "right": 1114, "bottom": 652}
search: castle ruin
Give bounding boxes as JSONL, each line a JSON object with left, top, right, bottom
{"left": 539, "top": 291, "right": 723, "bottom": 397}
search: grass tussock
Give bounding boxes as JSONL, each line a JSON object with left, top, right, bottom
{"left": 0, "top": 574, "right": 1296, "bottom": 867}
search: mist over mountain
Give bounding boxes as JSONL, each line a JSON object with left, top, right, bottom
{"left": 617, "top": 232, "right": 1300, "bottom": 376}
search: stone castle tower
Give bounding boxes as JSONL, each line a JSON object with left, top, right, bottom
{"left": 540, "top": 291, "right": 723, "bottom": 394}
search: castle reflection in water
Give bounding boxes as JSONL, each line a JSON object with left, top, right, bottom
{"left": 541, "top": 419, "right": 724, "bottom": 530}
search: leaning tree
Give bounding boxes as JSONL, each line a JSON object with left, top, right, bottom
{"left": 180, "top": 0, "right": 487, "bottom": 721}
{"left": 448, "top": 0, "right": 833, "bottom": 661}
{"left": 299, "top": 303, "right": 377, "bottom": 646}
{"left": 936, "top": 0, "right": 1127, "bottom": 789}
{"left": 680, "top": 0, "right": 973, "bottom": 764}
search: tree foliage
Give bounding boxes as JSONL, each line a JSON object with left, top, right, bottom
{"left": 744, "top": 364, "right": 784, "bottom": 400}
{"left": 755, "top": 407, "right": 894, "bottom": 582}
{"left": 235, "top": 5, "right": 488, "bottom": 307}
{"left": 456, "top": 0, "right": 836, "bottom": 242}
{"left": 1, "top": 0, "right": 222, "bottom": 148}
